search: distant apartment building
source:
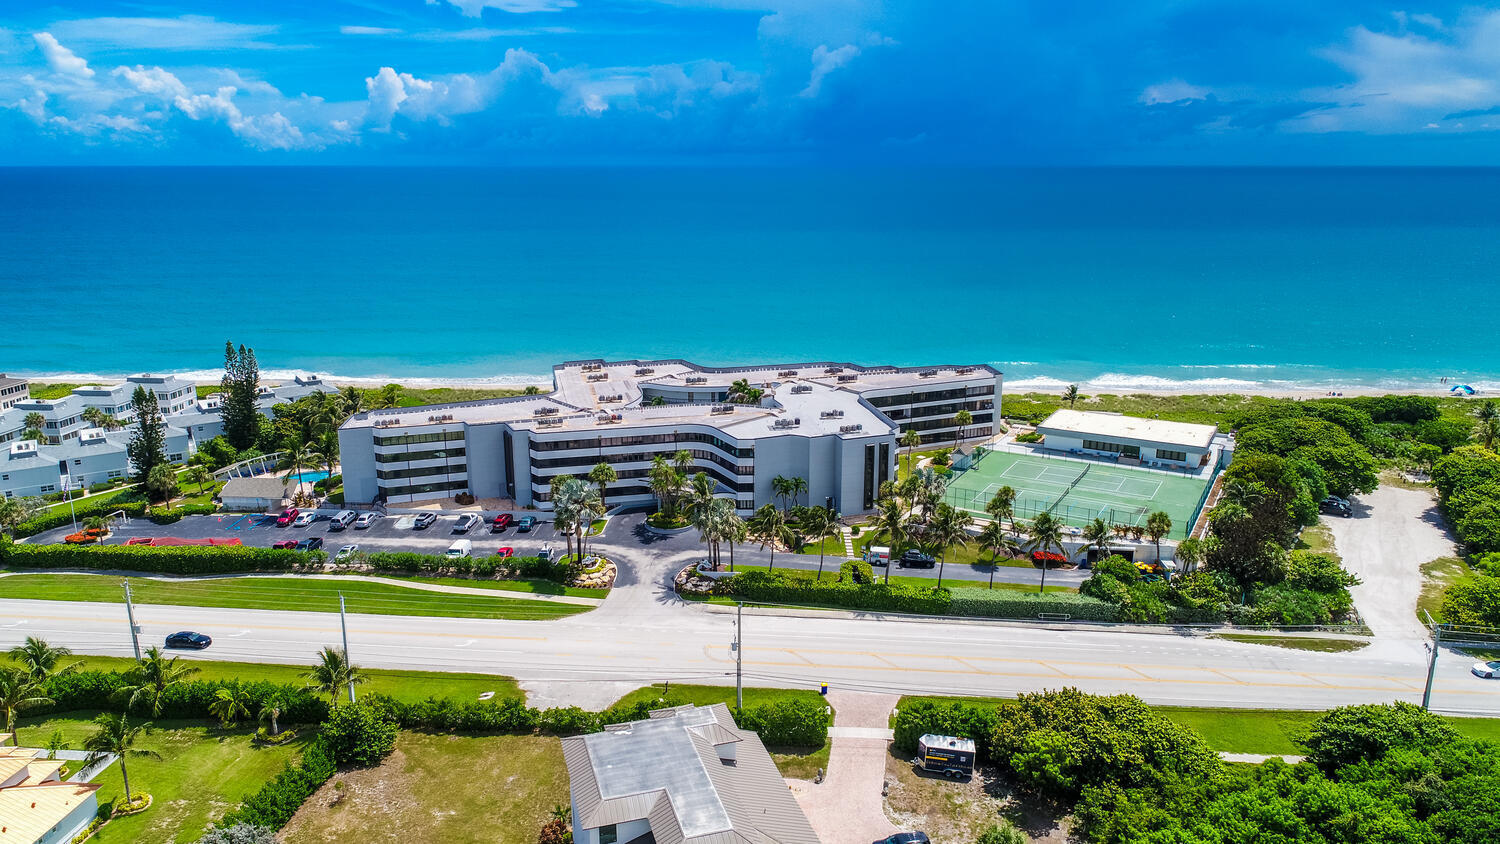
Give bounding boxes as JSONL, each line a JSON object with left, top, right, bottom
{"left": 1, "top": 425, "right": 191, "bottom": 499}
{"left": 0, "top": 374, "right": 26, "bottom": 411}
{"left": 72, "top": 373, "right": 197, "bottom": 421}
{"left": 339, "top": 358, "right": 1000, "bottom": 512}
{"left": 167, "top": 374, "right": 328, "bottom": 444}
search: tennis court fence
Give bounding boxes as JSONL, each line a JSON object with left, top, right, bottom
{"left": 945, "top": 485, "right": 1194, "bottom": 540}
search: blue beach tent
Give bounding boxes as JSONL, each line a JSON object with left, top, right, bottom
{"left": 1451, "top": 384, "right": 1476, "bottom": 395}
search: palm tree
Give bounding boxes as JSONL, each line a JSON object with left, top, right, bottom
{"left": 802, "top": 506, "right": 842, "bottom": 581}
{"left": 553, "top": 500, "right": 577, "bottom": 560}
{"left": 683, "top": 472, "right": 717, "bottom": 521}
{"left": 573, "top": 488, "right": 604, "bottom": 559}
{"left": 926, "top": 504, "right": 970, "bottom": 588}
{"left": 648, "top": 456, "right": 680, "bottom": 519}
{"left": 588, "top": 462, "right": 617, "bottom": 511}
{"left": 552, "top": 477, "right": 590, "bottom": 559}
{"left": 789, "top": 476, "right": 809, "bottom": 509}
{"left": 181, "top": 465, "right": 211, "bottom": 496}
{"left": 1024, "top": 512, "right": 1068, "bottom": 594}
{"left": 900, "top": 428, "right": 921, "bottom": 477}
{"left": 7, "top": 636, "right": 76, "bottom": 683}
{"left": 954, "top": 409, "right": 973, "bottom": 447}
{"left": 770, "top": 475, "right": 792, "bottom": 510}
{"left": 727, "top": 379, "right": 763, "bottom": 404}
{"left": 672, "top": 449, "right": 694, "bottom": 481}
{"left": 1221, "top": 481, "right": 1263, "bottom": 510}
{"left": 120, "top": 646, "right": 199, "bottom": 716}
{"left": 0, "top": 668, "right": 51, "bottom": 746}
{"left": 1062, "top": 385, "right": 1079, "bottom": 408}
{"left": 748, "top": 505, "right": 792, "bottom": 572}
{"left": 82, "top": 515, "right": 108, "bottom": 538}
{"left": 1479, "top": 416, "right": 1500, "bottom": 451}
{"left": 208, "top": 687, "right": 252, "bottom": 729}
{"left": 1145, "top": 511, "right": 1173, "bottom": 564}
{"left": 977, "top": 520, "right": 1022, "bottom": 589}
{"left": 81, "top": 406, "right": 107, "bottom": 429}
{"left": 874, "top": 497, "right": 910, "bottom": 585}
{"left": 1080, "top": 518, "right": 1113, "bottom": 566}
{"left": 375, "top": 384, "right": 402, "bottom": 409}
{"left": 83, "top": 712, "right": 159, "bottom": 805}
{"left": 259, "top": 691, "right": 290, "bottom": 738}
{"left": 319, "top": 428, "right": 341, "bottom": 482}
{"left": 339, "top": 385, "right": 365, "bottom": 418}
{"left": 22, "top": 411, "right": 46, "bottom": 444}
{"left": 985, "top": 486, "right": 1016, "bottom": 533}
{"left": 304, "top": 646, "right": 364, "bottom": 707}
{"left": 692, "top": 495, "right": 727, "bottom": 568}
{"left": 721, "top": 503, "right": 748, "bottom": 572}
{"left": 276, "top": 439, "right": 324, "bottom": 495}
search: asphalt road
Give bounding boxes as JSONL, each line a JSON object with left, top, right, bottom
{"left": 3, "top": 528, "right": 1495, "bottom": 714}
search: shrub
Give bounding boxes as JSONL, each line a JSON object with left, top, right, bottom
{"left": 1443, "top": 575, "right": 1500, "bottom": 627}
{"left": 321, "top": 701, "right": 398, "bottom": 767}
{"left": 0, "top": 542, "right": 310, "bottom": 575}
{"left": 948, "top": 588, "right": 1123, "bottom": 622}
{"left": 736, "top": 698, "right": 829, "bottom": 748}
{"left": 722, "top": 570, "right": 952, "bottom": 615}
{"left": 538, "top": 818, "right": 572, "bottom": 844}
{"left": 893, "top": 699, "right": 1001, "bottom": 758}
{"left": 1016, "top": 431, "right": 1043, "bottom": 444}
{"left": 837, "top": 559, "right": 874, "bottom": 584}
{"left": 1284, "top": 550, "right": 1360, "bottom": 592}
{"left": 218, "top": 735, "right": 336, "bottom": 829}
{"left": 1302, "top": 702, "right": 1459, "bottom": 772}
{"left": 12, "top": 492, "right": 147, "bottom": 538}
{"left": 976, "top": 822, "right": 1027, "bottom": 844}
{"left": 195, "top": 823, "right": 278, "bottom": 844}
{"left": 41, "top": 671, "right": 327, "bottom": 724}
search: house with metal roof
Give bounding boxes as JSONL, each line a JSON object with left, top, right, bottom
{"left": 1035, "top": 408, "right": 1220, "bottom": 469}
{"left": 561, "top": 703, "right": 819, "bottom": 844}
{"left": 0, "top": 739, "right": 101, "bottom": 844}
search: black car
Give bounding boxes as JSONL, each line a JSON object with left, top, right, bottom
{"left": 165, "top": 631, "right": 211, "bottom": 650}
{"left": 1318, "top": 496, "right": 1352, "bottom": 517}
{"left": 296, "top": 536, "right": 324, "bottom": 551}
{"left": 879, "top": 834, "right": 930, "bottom": 844}
{"left": 898, "top": 549, "right": 936, "bottom": 569}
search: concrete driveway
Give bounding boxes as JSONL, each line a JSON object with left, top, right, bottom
{"left": 791, "top": 691, "right": 901, "bottom": 844}
{"left": 1324, "top": 485, "right": 1455, "bottom": 646}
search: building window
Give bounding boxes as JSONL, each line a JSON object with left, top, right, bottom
{"left": 1156, "top": 449, "right": 1187, "bottom": 462}
{"left": 40, "top": 485, "right": 55, "bottom": 493}
{"left": 73, "top": 459, "right": 81, "bottom": 465}
{"left": 1082, "top": 439, "right": 1141, "bottom": 459}
{"left": 600, "top": 825, "right": 618, "bottom": 844}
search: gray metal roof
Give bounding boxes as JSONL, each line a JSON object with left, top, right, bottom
{"left": 220, "top": 477, "right": 296, "bottom": 499}
{"left": 563, "top": 704, "right": 819, "bottom": 844}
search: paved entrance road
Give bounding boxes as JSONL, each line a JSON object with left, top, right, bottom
{"left": 2, "top": 532, "right": 1494, "bottom": 714}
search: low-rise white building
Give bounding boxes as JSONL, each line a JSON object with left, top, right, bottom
{"left": 1034, "top": 409, "right": 1219, "bottom": 469}
{"left": 1, "top": 425, "right": 191, "bottom": 499}
{"left": 168, "top": 375, "right": 329, "bottom": 444}
{"left": 0, "top": 375, "right": 26, "bottom": 412}
{"left": 0, "top": 739, "right": 101, "bottom": 844}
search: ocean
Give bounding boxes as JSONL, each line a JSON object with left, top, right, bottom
{"left": 1, "top": 166, "right": 1497, "bottom": 393}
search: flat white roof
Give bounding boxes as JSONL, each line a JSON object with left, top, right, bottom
{"left": 1037, "top": 409, "right": 1217, "bottom": 450}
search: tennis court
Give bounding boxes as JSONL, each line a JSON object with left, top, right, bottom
{"left": 944, "top": 448, "right": 1211, "bottom": 539}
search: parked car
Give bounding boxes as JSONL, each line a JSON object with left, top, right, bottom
{"left": 335, "top": 544, "right": 359, "bottom": 561}
{"left": 271, "top": 539, "right": 298, "bottom": 550}
{"left": 1472, "top": 660, "right": 1500, "bottom": 679}
{"left": 354, "top": 513, "right": 382, "bottom": 529}
{"left": 446, "top": 539, "right": 473, "bottom": 558}
{"left": 328, "top": 510, "right": 357, "bottom": 531}
{"left": 292, "top": 512, "right": 318, "bottom": 527}
{"left": 496, "top": 547, "right": 513, "bottom": 558}
{"left": 453, "top": 514, "right": 480, "bottom": 534}
{"left": 414, "top": 512, "right": 438, "bottom": 529}
{"left": 1319, "top": 495, "right": 1352, "bottom": 517}
{"left": 490, "top": 513, "right": 513, "bottom": 532}
{"left": 275, "top": 508, "right": 299, "bottom": 527}
{"left": 879, "top": 834, "right": 931, "bottom": 844}
{"left": 516, "top": 515, "right": 537, "bottom": 533}
{"left": 296, "top": 536, "right": 324, "bottom": 551}
{"left": 538, "top": 544, "right": 554, "bottom": 563}
{"left": 165, "top": 631, "right": 211, "bottom": 650}
{"left": 898, "top": 549, "right": 936, "bottom": 569}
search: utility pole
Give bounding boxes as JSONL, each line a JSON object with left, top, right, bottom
{"left": 735, "top": 601, "right": 743, "bottom": 711}
{"left": 122, "top": 580, "right": 141, "bottom": 660}
{"left": 339, "top": 592, "right": 356, "bottom": 704}
{"left": 1422, "top": 611, "right": 1441, "bottom": 711}
{"left": 65, "top": 476, "right": 78, "bottom": 534}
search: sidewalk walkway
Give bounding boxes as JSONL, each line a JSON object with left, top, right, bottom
{"left": 791, "top": 690, "right": 901, "bottom": 844}
{"left": 1219, "top": 752, "right": 1306, "bottom": 764}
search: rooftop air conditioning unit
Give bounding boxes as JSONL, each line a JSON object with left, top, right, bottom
{"left": 790, "top": 385, "right": 813, "bottom": 394}
{"left": 685, "top": 376, "right": 708, "bottom": 384}
{"left": 956, "top": 367, "right": 975, "bottom": 375}
{"left": 839, "top": 424, "right": 864, "bottom": 433}
{"left": 534, "top": 407, "right": 559, "bottom": 416}
{"left": 819, "top": 410, "right": 844, "bottom": 419}
{"left": 634, "top": 367, "right": 655, "bottom": 376}
{"left": 836, "top": 374, "right": 858, "bottom": 383}
{"left": 824, "top": 366, "right": 843, "bottom": 374}
{"left": 919, "top": 370, "right": 938, "bottom": 377}
{"left": 778, "top": 370, "right": 799, "bottom": 378}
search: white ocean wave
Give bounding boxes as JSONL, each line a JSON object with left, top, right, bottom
{"left": 1084, "top": 373, "right": 1262, "bottom": 390}
{"left": 12, "top": 368, "right": 553, "bottom": 387}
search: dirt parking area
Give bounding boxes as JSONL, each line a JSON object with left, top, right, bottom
{"left": 883, "top": 748, "right": 1067, "bottom": 843}
{"left": 1324, "top": 485, "right": 1456, "bottom": 642}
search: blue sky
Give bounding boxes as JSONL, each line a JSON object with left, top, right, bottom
{"left": 3, "top": 1, "right": 1500, "bottom": 164}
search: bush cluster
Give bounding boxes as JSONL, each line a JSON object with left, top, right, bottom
{"left": 0, "top": 542, "right": 312, "bottom": 575}
{"left": 736, "top": 698, "right": 831, "bottom": 748}
{"left": 364, "top": 551, "right": 572, "bottom": 582}
{"left": 837, "top": 558, "right": 874, "bottom": 584}
{"left": 1078, "top": 553, "right": 1358, "bottom": 626}
{"left": 948, "top": 588, "right": 1124, "bottom": 622}
{"left": 217, "top": 735, "right": 336, "bottom": 829}
{"left": 12, "top": 492, "right": 148, "bottom": 538}
{"left": 1434, "top": 445, "right": 1500, "bottom": 555}
{"left": 320, "top": 701, "right": 398, "bottom": 767}
{"left": 721, "top": 570, "right": 953, "bottom": 615}
{"left": 42, "top": 670, "right": 328, "bottom": 723}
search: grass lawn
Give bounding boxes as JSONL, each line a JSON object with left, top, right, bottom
{"left": 16, "top": 714, "right": 307, "bottom": 844}
{"left": 395, "top": 574, "right": 607, "bottom": 599}
{"left": 730, "top": 563, "right": 1077, "bottom": 594}
{"left": 58, "top": 655, "right": 525, "bottom": 705}
{"left": 29, "top": 382, "right": 103, "bottom": 400}
{"left": 1295, "top": 522, "right": 1338, "bottom": 556}
{"left": 1417, "top": 556, "right": 1472, "bottom": 624}
{"left": 609, "top": 683, "right": 833, "bottom": 777}
{"left": 280, "top": 732, "right": 566, "bottom": 844}
{"left": 1208, "top": 633, "right": 1369, "bottom": 653}
{"left": 845, "top": 527, "right": 1035, "bottom": 569}
{"left": 0, "top": 573, "right": 592, "bottom": 621}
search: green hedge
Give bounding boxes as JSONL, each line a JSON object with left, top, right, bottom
{"left": 0, "top": 542, "right": 312, "bottom": 574}
{"left": 737, "top": 698, "right": 831, "bottom": 748}
{"left": 13, "top": 493, "right": 148, "bottom": 537}
{"left": 893, "top": 698, "right": 1001, "bottom": 757}
{"left": 217, "top": 735, "right": 336, "bottom": 830}
{"left": 365, "top": 551, "right": 571, "bottom": 583}
{"left": 948, "top": 588, "right": 1124, "bottom": 622}
{"left": 722, "top": 570, "right": 953, "bottom": 614}
{"left": 41, "top": 670, "right": 328, "bottom": 724}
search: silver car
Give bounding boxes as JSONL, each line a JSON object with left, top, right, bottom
{"left": 453, "top": 514, "right": 480, "bottom": 533}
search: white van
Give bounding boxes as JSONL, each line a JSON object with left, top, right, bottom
{"left": 864, "top": 546, "right": 891, "bottom": 567}
{"left": 446, "top": 539, "right": 473, "bottom": 559}
{"left": 328, "top": 510, "right": 357, "bottom": 531}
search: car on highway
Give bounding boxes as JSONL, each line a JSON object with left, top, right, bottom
{"left": 491, "top": 513, "right": 513, "bottom": 532}
{"left": 354, "top": 513, "right": 382, "bottom": 529}
{"left": 271, "top": 539, "right": 298, "bottom": 550}
{"left": 878, "top": 834, "right": 930, "bottom": 844}
{"left": 516, "top": 515, "right": 537, "bottom": 533}
{"left": 292, "top": 512, "right": 318, "bottom": 527}
{"left": 414, "top": 512, "right": 438, "bottom": 529}
{"left": 1319, "top": 495, "right": 1352, "bottom": 517}
{"left": 1472, "top": 660, "right": 1500, "bottom": 679}
{"left": 275, "top": 508, "right": 300, "bottom": 527}
{"left": 335, "top": 544, "right": 359, "bottom": 561}
{"left": 897, "top": 549, "right": 936, "bottom": 569}
{"left": 296, "top": 536, "right": 324, "bottom": 551}
{"left": 453, "top": 514, "right": 480, "bottom": 534}
{"left": 496, "top": 547, "right": 513, "bottom": 558}
{"left": 165, "top": 631, "right": 211, "bottom": 650}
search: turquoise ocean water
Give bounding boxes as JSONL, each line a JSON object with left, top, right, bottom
{"left": 1, "top": 167, "right": 1496, "bottom": 392}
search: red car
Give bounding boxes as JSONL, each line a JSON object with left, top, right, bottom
{"left": 271, "top": 539, "right": 298, "bottom": 550}
{"left": 490, "top": 513, "right": 513, "bottom": 532}
{"left": 496, "top": 547, "right": 514, "bottom": 558}
{"left": 275, "top": 508, "right": 299, "bottom": 527}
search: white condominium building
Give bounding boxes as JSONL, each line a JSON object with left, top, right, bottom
{"left": 338, "top": 358, "right": 1001, "bottom": 512}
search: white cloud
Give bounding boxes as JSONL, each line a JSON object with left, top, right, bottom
{"left": 1140, "top": 79, "right": 1210, "bottom": 105}
{"left": 800, "top": 43, "right": 858, "bottom": 98}
{"left": 341, "top": 26, "right": 403, "bottom": 36}
{"left": 431, "top": 0, "right": 578, "bottom": 18}
{"left": 33, "top": 33, "right": 94, "bottom": 79}
{"left": 173, "top": 86, "right": 313, "bottom": 150}
{"left": 47, "top": 16, "right": 281, "bottom": 51}
{"left": 112, "top": 65, "right": 189, "bottom": 98}
{"left": 362, "top": 49, "right": 561, "bottom": 127}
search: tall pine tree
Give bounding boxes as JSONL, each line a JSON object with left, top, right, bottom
{"left": 126, "top": 386, "right": 166, "bottom": 484}
{"left": 220, "top": 341, "right": 261, "bottom": 450}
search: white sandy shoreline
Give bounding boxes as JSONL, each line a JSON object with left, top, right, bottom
{"left": 9, "top": 368, "right": 1487, "bottom": 401}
